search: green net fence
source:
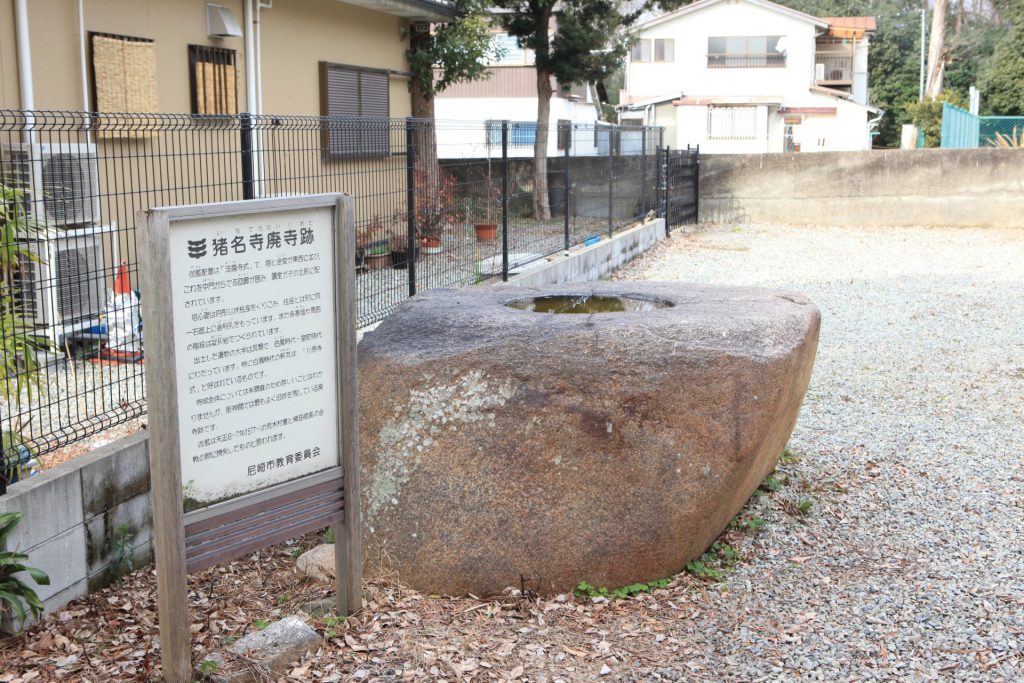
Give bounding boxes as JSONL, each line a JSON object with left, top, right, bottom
{"left": 941, "top": 103, "right": 1024, "bottom": 148}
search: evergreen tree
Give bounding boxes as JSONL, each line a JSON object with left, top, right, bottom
{"left": 406, "top": 0, "right": 500, "bottom": 171}
{"left": 978, "top": 0, "right": 1024, "bottom": 115}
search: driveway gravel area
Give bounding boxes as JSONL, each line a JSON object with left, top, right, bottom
{"left": 611, "top": 224, "right": 1023, "bottom": 681}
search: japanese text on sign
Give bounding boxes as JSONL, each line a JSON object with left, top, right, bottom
{"left": 169, "top": 207, "right": 338, "bottom": 508}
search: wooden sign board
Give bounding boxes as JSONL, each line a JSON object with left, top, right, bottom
{"left": 139, "top": 195, "right": 360, "bottom": 683}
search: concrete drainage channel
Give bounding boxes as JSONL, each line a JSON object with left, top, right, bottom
{"left": 0, "top": 217, "right": 666, "bottom": 631}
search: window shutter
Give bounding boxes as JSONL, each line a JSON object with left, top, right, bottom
{"left": 359, "top": 71, "right": 390, "bottom": 156}
{"left": 324, "top": 67, "right": 360, "bottom": 117}
{"left": 320, "top": 62, "right": 390, "bottom": 158}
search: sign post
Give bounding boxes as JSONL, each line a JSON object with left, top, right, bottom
{"left": 139, "top": 195, "right": 361, "bottom": 682}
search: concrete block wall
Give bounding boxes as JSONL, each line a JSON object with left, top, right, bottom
{"left": 0, "top": 432, "right": 153, "bottom": 633}
{"left": 505, "top": 218, "right": 666, "bottom": 287}
{"left": 699, "top": 148, "right": 1024, "bottom": 228}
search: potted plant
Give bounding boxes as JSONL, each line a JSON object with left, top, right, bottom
{"left": 354, "top": 222, "right": 375, "bottom": 271}
{"left": 361, "top": 216, "right": 391, "bottom": 270}
{"left": 414, "top": 169, "right": 458, "bottom": 254}
{"left": 364, "top": 244, "right": 391, "bottom": 270}
{"left": 474, "top": 163, "right": 499, "bottom": 242}
{"left": 388, "top": 211, "right": 420, "bottom": 270}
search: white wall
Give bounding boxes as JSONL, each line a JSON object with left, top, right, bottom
{"left": 675, "top": 103, "right": 775, "bottom": 153}
{"left": 800, "top": 97, "right": 872, "bottom": 151}
{"left": 627, "top": 1, "right": 822, "bottom": 105}
{"left": 853, "top": 39, "right": 869, "bottom": 105}
{"left": 435, "top": 97, "right": 600, "bottom": 159}
{"left": 673, "top": 96, "right": 870, "bottom": 153}
{"left": 630, "top": 1, "right": 873, "bottom": 154}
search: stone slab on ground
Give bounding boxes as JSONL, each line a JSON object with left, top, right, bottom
{"left": 358, "top": 282, "right": 820, "bottom": 595}
{"left": 295, "top": 544, "right": 336, "bottom": 582}
{"left": 200, "top": 615, "right": 320, "bottom": 682}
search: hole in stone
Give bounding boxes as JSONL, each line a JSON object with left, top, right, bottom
{"left": 507, "top": 295, "right": 673, "bottom": 314}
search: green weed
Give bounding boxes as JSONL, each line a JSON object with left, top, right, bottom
{"left": 109, "top": 524, "right": 135, "bottom": 576}
{"left": 729, "top": 515, "right": 767, "bottom": 533}
{"left": 574, "top": 578, "right": 671, "bottom": 600}
{"left": 685, "top": 542, "right": 741, "bottom": 583}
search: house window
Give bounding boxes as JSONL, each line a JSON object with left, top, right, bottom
{"left": 654, "top": 39, "right": 674, "bottom": 62}
{"left": 491, "top": 33, "right": 528, "bottom": 65}
{"left": 189, "top": 45, "right": 237, "bottom": 116}
{"left": 630, "top": 39, "right": 674, "bottom": 63}
{"left": 707, "top": 36, "right": 786, "bottom": 68}
{"left": 631, "top": 40, "right": 651, "bottom": 63}
{"left": 485, "top": 121, "right": 537, "bottom": 146}
{"left": 557, "top": 119, "right": 572, "bottom": 150}
{"left": 90, "top": 32, "right": 158, "bottom": 112}
{"left": 707, "top": 106, "right": 757, "bottom": 140}
{"left": 319, "top": 62, "right": 390, "bottom": 158}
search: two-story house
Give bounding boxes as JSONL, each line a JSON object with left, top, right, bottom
{"left": 619, "top": 0, "right": 879, "bottom": 153}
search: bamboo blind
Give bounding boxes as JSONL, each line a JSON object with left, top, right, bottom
{"left": 193, "top": 61, "right": 238, "bottom": 115}
{"left": 92, "top": 34, "right": 158, "bottom": 113}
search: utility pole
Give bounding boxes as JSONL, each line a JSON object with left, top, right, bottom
{"left": 918, "top": 6, "right": 927, "bottom": 101}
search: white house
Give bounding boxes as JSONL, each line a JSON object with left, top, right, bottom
{"left": 434, "top": 31, "right": 604, "bottom": 159}
{"left": 619, "top": 0, "right": 880, "bottom": 153}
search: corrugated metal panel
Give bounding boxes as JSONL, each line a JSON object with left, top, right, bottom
{"left": 438, "top": 67, "right": 542, "bottom": 99}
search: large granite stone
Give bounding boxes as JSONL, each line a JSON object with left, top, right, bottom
{"left": 359, "top": 283, "right": 820, "bottom": 595}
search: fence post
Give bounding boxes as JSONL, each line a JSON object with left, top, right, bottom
{"left": 692, "top": 144, "right": 700, "bottom": 225}
{"left": 640, "top": 128, "right": 647, "bottom": 216}
{"left": 655, "top": 144, "right": 662, "bottom": 219}
{"left": 564, "top": 124, "right": 571, "bottom": 252}
{"left": 607, "top": 129, "right": 614, "bottom": 238}
{"left": 406, "top": 117, "right": 416, "bottom": 297}
{"left": 663, "top": 146, "right": 671, "bottom": 236}
{"left": 501, "top": 120, "right": 509, "bottom": 282}
{"left": 240, "top": 113, "right": 255, "bottom": 200}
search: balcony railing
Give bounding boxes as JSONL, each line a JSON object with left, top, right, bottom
{"left": 815, "top": 53, "right": 853, "bottom": 82}
{"left": 707, "top": 53, "right": 786, "bottom": 68}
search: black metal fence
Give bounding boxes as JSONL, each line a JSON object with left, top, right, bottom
{"left": 664, "top": 146, "right": 700, "bottom": 230}
{"left": 0, "top": 111, "right": 696, "bottom": 491}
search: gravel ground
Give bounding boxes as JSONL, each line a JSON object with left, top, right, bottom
{"left": 3, "top": 223, "right": 1020, "bottom": 683}
{"left": 610, "top": 224, "right": 1024, "bottom": 681}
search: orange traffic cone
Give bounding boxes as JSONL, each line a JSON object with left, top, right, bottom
{"left": 99, "top": 260, "right": 144, "bottom": 364}
{"left": 113, "top": 260, "right": 131, "bottom": 295}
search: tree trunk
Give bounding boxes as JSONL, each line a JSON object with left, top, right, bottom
{"left": 533, "top": 68, "right": 553, "bottom": 221}
{"left": 409, "top": 30, "right": 439, "bottom": 179}
{"left": 925, "top": 0, "right": 949, "bottom": 98}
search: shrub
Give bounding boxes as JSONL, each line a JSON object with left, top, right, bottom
{"left": 0, "top": 512, "right": 50, "bottom": 630}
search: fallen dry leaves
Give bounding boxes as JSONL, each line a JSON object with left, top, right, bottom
{"left": 0, "top": 527, "right": 743, "bottom": 682}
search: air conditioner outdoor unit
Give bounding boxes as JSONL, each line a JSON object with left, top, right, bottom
{"left": 0, "top": 142, "right": 102, "bottom": 227}
{"left": 814, "top": 63, "right": 826, "bottom": 81}
{"left": 12, "top": 228, "right": 110, "bottom": 341}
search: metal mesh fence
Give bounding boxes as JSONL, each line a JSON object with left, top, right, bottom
{"left": 941, "top": 103, "right": 1024, "bottom": 148}
{"left": 0, "top": 111, "right": 676, "bottom": 488}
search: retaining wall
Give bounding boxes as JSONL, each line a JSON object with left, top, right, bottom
{"left": 699, "top": 148, "right": 1024, "bottom": 228}
{"left": 505, "top": 218, "right": 666, "bottom": 287}
{"left": 0, "top": 432, "right": 152, "bottom": 633}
